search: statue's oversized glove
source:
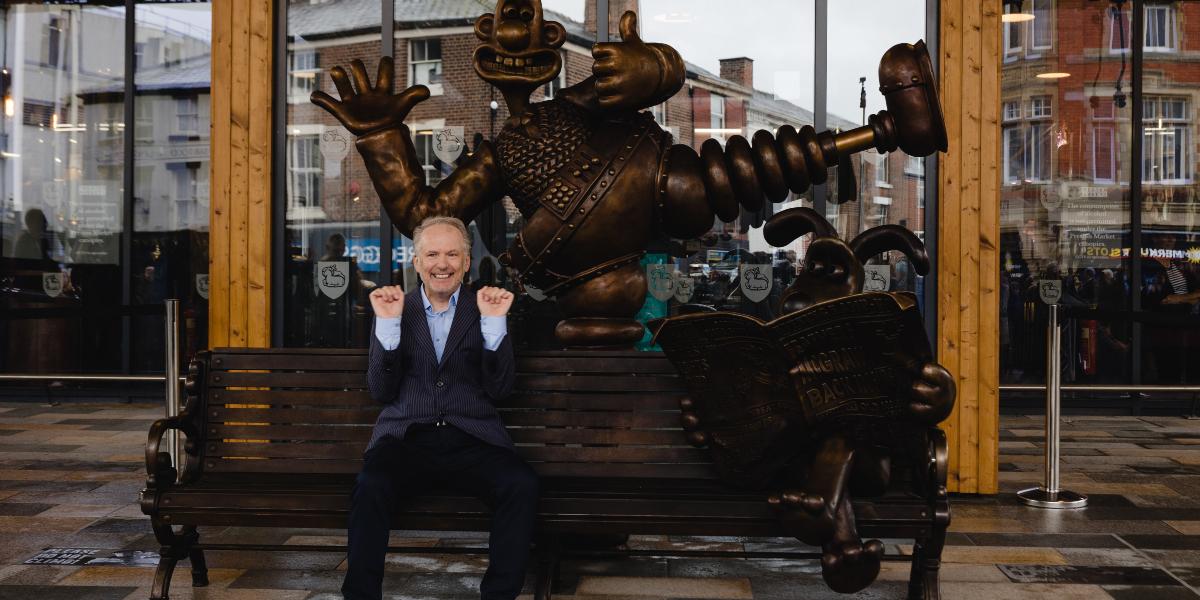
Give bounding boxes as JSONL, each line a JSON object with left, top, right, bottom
{"left": 909, "top": 362, "right": 956, "bottom": 425}
{"left": 591, "top": 11, "right": 685, "bottom": 111}
{"left": 311, "top": 56, "right": 430, "bottom": 136}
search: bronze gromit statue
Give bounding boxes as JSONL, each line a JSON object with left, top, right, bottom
{"left": 656, "top": 208, "right": 956, "bottom": 594}
{"left": 312, "top": 0, "right": 947, "bottom": 347}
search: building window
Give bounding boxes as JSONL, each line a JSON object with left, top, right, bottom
{"left": 1029, "top": 95, "right": 1052, "bottom": 119}
{"left": 1111, "top": 3, "right": 1176, "bottom": 52}
{"left": 173, "top": 164, "right": 201, "bottom": 203}
{"left": 1030, "top": 0, "right": 1053, "bottom": 51}
{"left": 1093, "top": 126, "right": 1116, "bottom": 183}
{"left": 175, "top": 97, "right": 199, "bottom": 136}
{"left": 650, "top": 103, "right": 666, "bottom": 127}
{"left": 1004, "top": 125, "right": 1051, "bottom": 185}
{"left": 874, "top": 152, "right": 891, "bottom": 188}
{"left": 410, "top": 38, "right": 443, "bottom": 95}
{"left": 1004, "top": 19, "right": 1022, "bottom": 58}
{"left": 871, "top": 196, "right": 891, "bottom": 224}
{"left": 1145, "top": 4, "right": 1176, "bottom": 52}
{"left": 1003, "top": 100, "right": 1021, "bottom": 122}
{"left": 43, "top": 16, "right": 62, "bottom": 68}
{"left": 1143, "top": 96, "right": 1190, "bottom": 184}
{"left": 905, "top": 155, "right": 924, "bottom": 176}
{"left": 414, "top": 132, "right": 445, "bottom": 186}
{"left": 288, "top": 134, "right": 321, "bottom": 209}
{"left": 289, "top": 49, "right": 318, "bottom": 103}
{"left": 710, "top": 93, "right": 726, "bottom": 142}
{"left": 135, "top": 100, "right": 154, "bottom": 142}
{"left": 543, "top": 51, "right": 566, "bottom": 99}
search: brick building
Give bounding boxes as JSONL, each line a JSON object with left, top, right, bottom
{"left": 283, "top": 0, "right": 916, "bottom": 263}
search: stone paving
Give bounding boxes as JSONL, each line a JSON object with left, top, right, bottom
{"left": 1, "top": 401, "right": 1200, "bottom": 599}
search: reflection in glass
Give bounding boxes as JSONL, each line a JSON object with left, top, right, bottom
{"left": 132, "top": 2, "right": 212, "bottom": 372}
{"left": 999, "top": 0, "right": 1133, "bottom": 386}
{"left": 1, "top": 3, "right": 127, "bottom": 372}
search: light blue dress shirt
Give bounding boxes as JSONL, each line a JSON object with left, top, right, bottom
{"left": 375, "top": 285, "right": 507, "bottom": 360}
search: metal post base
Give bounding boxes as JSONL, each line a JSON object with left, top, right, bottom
{"left": 1017, "top": 487, "right": 1088, "bottom": 509}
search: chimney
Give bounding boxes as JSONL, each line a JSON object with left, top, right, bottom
{"left": 584, "top": 0, "right": 640, "bottom": 40}
{"left": 719, "top": 57, "right": 754, "bottom": 90}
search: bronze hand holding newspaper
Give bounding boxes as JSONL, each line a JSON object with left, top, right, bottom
{"left": 652, "top": 210, "right": 955, "bottom": 593}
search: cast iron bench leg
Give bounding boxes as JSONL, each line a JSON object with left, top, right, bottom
{"left": 150, "top": 546, "right": 180, "bottom": 600}
{"left": 534, "top": 538, "right": 560, "bottom": 600}
{"left": 189, "top": 546, "right": 209, "bottom": 587}
{"left": 907, "top": 541, "right": 926, "bottom": 600}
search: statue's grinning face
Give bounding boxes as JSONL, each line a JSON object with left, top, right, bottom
{"left": 473, "top": 0, "right": 566, "bottom": 93}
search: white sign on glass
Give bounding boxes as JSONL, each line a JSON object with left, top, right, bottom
{"left": 433, "top": 126, "right": 466, "bottom": 164}
{"left": 647, "top": 264, "right": 675, "bottom": 301}
{"left": 863, "top": 265, "right": 890, "bottom": 292}
{"left": 1038, "top": 279, "right": 1062, "bottom": 305}
{"left": 317, "top": 261, "right": 350, "bottom": 300}
{"left": 43, "top": 272, "right": 63, "bottom": 298}
{"left": 196, "top": 274, "right": 210, "bottom": 300}
{"left": 739, "top": 264, "right": 771, "bottom": 303}
{"left": 320, "top": 127, "right": 351, "bottom": 178}
{"left": 672, "top": 272, "right": 695, "bottom": 303}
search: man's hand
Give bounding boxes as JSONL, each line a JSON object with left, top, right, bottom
{"left": 591, "top": 12, "right": 683, "bottom": 111}
{"left": 311, "top": 56, "right": 430, "bottom": 136}
{"left": 369, "top": 285, "right": 405, "bottom": 319}
{"left": 477, "top": 286, "right": 514, "bottom": 317}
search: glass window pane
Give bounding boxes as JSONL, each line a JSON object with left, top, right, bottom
{"left": 829, "top": 0, "right": 926, "bottom": 296}
{"left": 1, "top": 3, "right": 127, "bottom": 373}
{"left": 284, "top": 0, "right": 384, "bottom": 348}
{"left": 132, "top": 1, "right": 212, "bottom": 372}
{"left": 1000, "top": 1, "right": 1133, "bottom": 388}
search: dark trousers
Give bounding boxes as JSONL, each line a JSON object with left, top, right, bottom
{"left": 341, "top": 424, "right": 539, "bottom": 600}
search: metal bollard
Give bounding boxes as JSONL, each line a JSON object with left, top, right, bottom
{"left": 164, "top": 299, "right": 181, "bottom": 478}
{"left": 1018, "top": 303, "right": 1088, "bottom": 509}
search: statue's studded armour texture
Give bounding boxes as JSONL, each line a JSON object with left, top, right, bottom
{"left": 496, "top": 98, "right": 592, "bottom": 218}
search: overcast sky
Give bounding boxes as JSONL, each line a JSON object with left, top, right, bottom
{"left": 543, "top": 0, "right": 927, "bottom": 124}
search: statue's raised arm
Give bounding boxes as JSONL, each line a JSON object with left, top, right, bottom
{"left": 311, "top": 57, "right": 505, "bottom": 237}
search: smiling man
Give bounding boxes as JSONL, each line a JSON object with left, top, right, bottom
{"left": 342, "top": 216, "right": 537, "bottom": 600}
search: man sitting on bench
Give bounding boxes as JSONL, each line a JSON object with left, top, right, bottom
{"left": 342, "top": 216, "right": 538, "bottom": 600}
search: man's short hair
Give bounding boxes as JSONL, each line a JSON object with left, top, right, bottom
{"left": 412, "top": 216, "right": 471, "bottom": 255}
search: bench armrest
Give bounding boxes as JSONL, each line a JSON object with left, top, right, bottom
{"left": 144, "top": 414, "right": 199, "bottom": 490}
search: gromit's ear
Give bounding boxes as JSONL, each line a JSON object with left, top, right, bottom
{"left": 474, "top": 13, "right": 495, "bottom": 42}
{"left": 542, "top": 20, "right": 566, "bottom": 48}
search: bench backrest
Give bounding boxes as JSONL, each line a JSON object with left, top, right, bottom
{"left": 194, "top": 348, "right": 717, "bottom": 480}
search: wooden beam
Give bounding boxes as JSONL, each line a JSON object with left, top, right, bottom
{"left": 210, "top": 0, "right": 273, "bottom": 348}
{"left": 939, "top": 0, "right": 1001, "bottom": 494}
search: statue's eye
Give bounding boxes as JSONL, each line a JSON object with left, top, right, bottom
{"left": 502, "top": 6, "right": 518, "bottom": 18}
{"left": 519, "top": 7, "right": 534, "bottom": 21}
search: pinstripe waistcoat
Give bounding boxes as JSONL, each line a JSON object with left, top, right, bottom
{"left": 365, "top": 287, "right": 516, "bottom": 452}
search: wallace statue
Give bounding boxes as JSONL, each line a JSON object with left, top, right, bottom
{"left": 312, "top": 0, "right": 947, "bottom": 348}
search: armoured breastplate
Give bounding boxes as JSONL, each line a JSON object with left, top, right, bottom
{"left": 495, "top": 98, "right": 592, "bottom": 218}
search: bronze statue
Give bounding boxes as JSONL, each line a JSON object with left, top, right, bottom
{"left": 652, "top": 209, "right": 956, "bottom": 594}
{"left": 312, "top": 0, "right": 947, "bottom": 347}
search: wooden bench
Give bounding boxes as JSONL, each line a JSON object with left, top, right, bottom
{"left": 140, "top": 347, "right": 949, "bottom": 600}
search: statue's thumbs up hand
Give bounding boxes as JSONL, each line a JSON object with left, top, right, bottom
{"left": 591, "top": 11, "right": 668, "bottom": 110}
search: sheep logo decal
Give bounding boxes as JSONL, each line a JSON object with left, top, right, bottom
{"left": 317, "top": 261, "right": 349, "bottom": 300}
{"left": 739, "top": 265, "right": 771, "bottom": 303}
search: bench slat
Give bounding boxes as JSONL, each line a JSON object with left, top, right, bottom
{"left": 516, "top": 356, "right": 677, "bottom": 374}
{"left": 213, "top": 390, "right": 375, "bottom": 406}
{"left": 207, "top": 441, "right": 366, "bottom": 460}
{"left": 208, "top": 424, "right": 374, "bottom": 442}
{"left": 209, "top": 407, "right": 379, "bottom": 425}
{"left": 498, "top": 393, "right": 683, "bottom": 411}
{"left": 209, "top": 371, "right": 368, "bottom": 388}
{"left": 500, "top": 411, "right": 681, "bottom": 428}
{"left": 508, "top": 428, "right": 686, "bottom": 446}
{"left": 514, "top": 374, "right": 682, "bottom": 393}
{"left": 517, "top": 446, "right": 709, "bottom": 463}
{"left": 212, "top": 354, "right": 368, "bottom": 371}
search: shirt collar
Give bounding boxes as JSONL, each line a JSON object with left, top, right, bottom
{"left": 420, "top": 284, "right": 460, "bottom": 314}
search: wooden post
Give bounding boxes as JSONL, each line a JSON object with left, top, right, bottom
{"left": 938, "top": 0, "right": 1001, "bottom": 494}
{"left": 210, "top": 0, "right": 274, "bottom": 348}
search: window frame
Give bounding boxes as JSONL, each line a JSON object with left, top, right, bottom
{"left": 409, "top": 38, "right": 444, "bottom": 96}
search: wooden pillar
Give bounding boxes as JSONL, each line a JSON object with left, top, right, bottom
{"left": 210, "top": 0, "right": 274, "bottom": 348}
{"left": 938, "top": 0, "right": 1001, "bottom": 494}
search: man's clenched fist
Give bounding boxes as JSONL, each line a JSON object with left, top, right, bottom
{"left": 369, "top": 285, "right": 404, "bottom": 318}
{"left": 477, "top": 286, "right": 514, "bottom": 317}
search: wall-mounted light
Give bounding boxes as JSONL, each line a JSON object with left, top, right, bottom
{"left": 1002, "top": 0, "right": 1035, "bottom": 23}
